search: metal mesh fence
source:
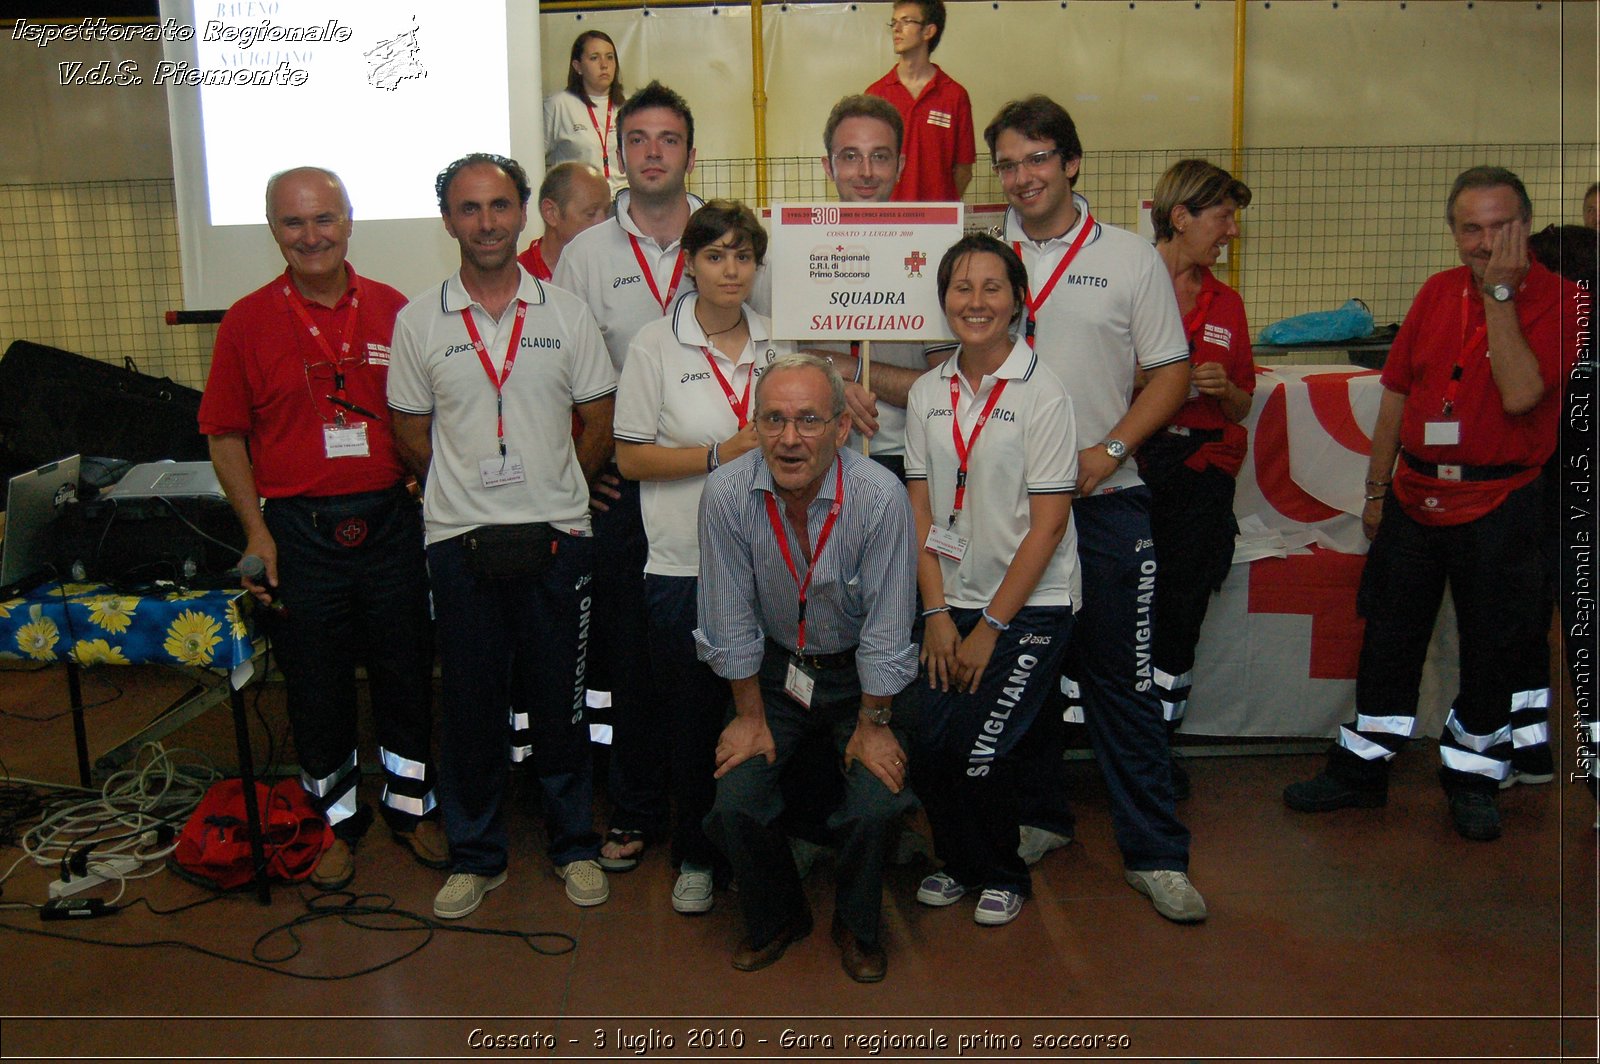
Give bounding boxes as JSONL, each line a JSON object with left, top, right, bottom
{"left": 693, "top": 142, "right": 1600, "bottom": 333}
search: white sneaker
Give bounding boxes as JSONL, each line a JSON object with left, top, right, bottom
{"left": 433, "top": 870, "right": 507, "bottom": 920}
{"left": 1124, "top": 868, "right": 1207, "bottom": 923}
{"left": 973, "top": 888, "right": 1024, "bottom": 926}
{"left": 672, "top": 865, "right": 714, "bottom": 914}
{"left": 915, "top": 871, "right": 967, "bottom": 907}
{"left": 558, "top": 859, "right": 610, "bottom": 907}
{"left": 1017, "top": 825, "right": 1071, "bottom": 866}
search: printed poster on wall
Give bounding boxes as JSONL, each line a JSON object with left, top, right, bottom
{"left": 768, "top": 202, "right": 963, "bottom": 342}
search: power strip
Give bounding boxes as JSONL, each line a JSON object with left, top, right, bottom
{"left": 48, "top": 856, "right": 144, "bottom": 899}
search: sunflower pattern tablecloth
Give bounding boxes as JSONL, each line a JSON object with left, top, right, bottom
{"left": 0, "top": 582, "right": 253, "bottom": 670}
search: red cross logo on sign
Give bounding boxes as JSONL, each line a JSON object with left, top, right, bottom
{"left": 904, "top": 250, "right": 927, "bottom": 277}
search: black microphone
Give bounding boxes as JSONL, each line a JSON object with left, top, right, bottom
{"left": 237, "top": 555, "right": 288, "bottom": 618}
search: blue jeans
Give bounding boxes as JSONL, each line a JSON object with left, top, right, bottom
{"left": 703, "top": 649, "right": 915, "bottom": 948}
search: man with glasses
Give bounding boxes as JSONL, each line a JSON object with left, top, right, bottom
{"left": 984, "top": 97, "right": 1206, "bottom": 923}
{"left": 813, "top": 94, "right": 941, "bottom": 479}
{"left": 697, "top": 354, "right": 918, "bottom": 982}
{"left": 865, "top": 0, "right": 974, "bottom": 202}
{"left": 200, "top": 166, "right": 442, "bottom": 892}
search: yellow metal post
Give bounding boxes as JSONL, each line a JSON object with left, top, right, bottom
{"left": 750, "top": 0, "right": 769, "bottom": 207}
{"left": 1229, "top": 0, "right": 1246, "bottom": 290}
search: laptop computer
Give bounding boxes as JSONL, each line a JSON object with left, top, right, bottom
{"left": 100, "top": 460, "right": 225, "bottom": 502}
{"left": 1, "top": 454, "right": 81, "bottom": 590}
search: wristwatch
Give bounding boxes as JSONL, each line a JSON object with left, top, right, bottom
{"left": 1483, "top": 282, "right": 1515, "bottom": 303}
{"left": 861, "top": 703, "right": 892, "bottom": 726}
{"left": 1102, "top": 438, "right": 1129, "bottom": 463}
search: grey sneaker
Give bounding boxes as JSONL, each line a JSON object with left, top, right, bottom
{"left": 1124, "top": 868, "right": 1207, "bottom": 923}
{"left": 915, "top": 871, "right": 967, "bottom": 907}
{"left": 558, "top": 859, "right": 610, "bottom": 907}
{"left": 1017, "top": 825, "right": 1071, "bottom": 866}
{"left": 432, "top": 870, "right": 507, "bottom": 920}
{"left": 973, "top": 888, "right": 1024, "bottom": 926}
{"left": 671, "top": 865, "right": 714, "bottom": 914}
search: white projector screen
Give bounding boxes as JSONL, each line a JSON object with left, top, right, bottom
{"left": 161, "top": 0, "right": 541, "bottom": 311}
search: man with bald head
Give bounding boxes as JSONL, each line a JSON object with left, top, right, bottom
{"left": 200, "top": 167, "right": 443, "bottom": 891}
{"left": 518, "top": 161, "right": 612, "bottom": 281}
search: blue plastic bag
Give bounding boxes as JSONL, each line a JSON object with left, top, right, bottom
{"left": 1259, "top": 298, "right": 1374, "bottom": 345}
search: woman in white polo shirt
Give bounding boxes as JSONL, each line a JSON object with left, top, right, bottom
{"left": 905, "top": 234, "right": 1081, "bottom": 927}
{"left": 612, "top": 200, "right": 793, "bottom": 915}
{"left": 544, "top": 31, "right": 628, "bottom": 194}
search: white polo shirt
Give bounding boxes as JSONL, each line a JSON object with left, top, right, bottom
{"left": 1003, "top": 194, "right": 1188, "bottom": 493}
{"left": 813, "top": 339, "right": 936, "bottom": 459}
{"left": 905, "top": 337, "right": 1081, "bottom": 610}
{"left": 387, "top": 267, "right": 617, "bottom": 545}
{"left": 543, "top": 90, "right": 628, "bottom": 195}
{"left": 614, "top": 293, "right": 795, "bottom": 576}
{"left": 553, "top": 191, "right": 770, "bottom": 373}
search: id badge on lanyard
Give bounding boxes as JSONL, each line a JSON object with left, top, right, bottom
{"left": 1428, "top": 285, "right": 1483, "bottom": 449}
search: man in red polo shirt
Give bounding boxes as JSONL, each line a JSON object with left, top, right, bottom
{"left": 200, "top": 167, "right": 444, "bottom": 889}
{"left": 1284, "top": 166, "right": 1581, "bottom": 841}
{"left": 517, "top": 161, "right": 611, "bottom": 281}
{"left": 865, "top": 0, "right": 974, "bottom": 203}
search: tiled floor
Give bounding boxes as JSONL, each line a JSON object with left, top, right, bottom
{"left": 0, "top": 660, "right": 1594, "bottom": 1062}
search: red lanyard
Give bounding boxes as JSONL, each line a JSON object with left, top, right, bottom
{"left": 585, "top": 97, "right": 613, "bottom": 179}
{"left": 1444, "top": 284, "right": 1488, "bottom": 417}
{"left": 948, "top": 373, "right": 1009, "bottom": 525}
{"left": 762, "top": 457, "right": 844, "bottom": 654}
{"left": 1182, "top": 286, "right": 1216, "bottom": 354}
{"left": 701, "top": 348, "right": 752, "bottom": 428}
{"left": 628, "top": 235, "right": 686, "bottom": 314}
{"left": 1014, "top": 208, "right": 1094, "bottom": 348}
{"left": 459, "top": 302, "right": 527, "bottom": 456}
{"left": 283, "top": 284, "right": 361, "bottom": 393}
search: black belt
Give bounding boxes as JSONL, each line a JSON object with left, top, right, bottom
{"left": 766, "top": 637, "right": 856, "bottom": 672}
{"left": 1400, "top": 451, "right": 1532, "bottom": 483}
{"left": 1161, "top": 425, "right": 1225, "bottom": 443}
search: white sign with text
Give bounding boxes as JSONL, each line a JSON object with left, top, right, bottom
{"left": 769, "top": 202, "right": 963, "bottom": 342}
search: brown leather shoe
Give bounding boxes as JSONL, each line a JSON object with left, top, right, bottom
{"left": 731, "top": 916, "right": 811, "bottom": 972}
{"left": 310, "top": 838, "right": 354, "bottom": 891}
{"left": 392, "top": 819, "right": 451, "bottom": 869}
{"left": 831, "top": 914, "right": 886, "bottom": 983}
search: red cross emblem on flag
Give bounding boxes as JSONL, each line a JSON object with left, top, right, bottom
{"left": 904, "top": 250, "right": 927, "bottom": 277}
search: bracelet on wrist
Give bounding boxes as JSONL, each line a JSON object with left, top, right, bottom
{"left": 707, "top": 443, "right": 720, "bottom": 473}
{"left": 920, "top": 605, "right": 951, "bottom": 618}
{"left": 981, "top": 609, "right": 1010, "bottom": 632}
{"left": 1364, "top": 493, "right": 1386, "bottom": 502}
{"left": 1365, "top": 479, "right": 1390, "bottom": 487}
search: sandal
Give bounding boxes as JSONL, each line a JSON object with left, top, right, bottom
{"left": 598, "top": 828, "right": 645, "bottom": 872}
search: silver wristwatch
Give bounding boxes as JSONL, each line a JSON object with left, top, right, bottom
{"left": 1484, "top": 282, "right": 1515, "bottom": 303}
{"left": 1102, "top": 438, "right": 1129, "bottom": 463}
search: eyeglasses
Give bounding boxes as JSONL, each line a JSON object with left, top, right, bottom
{"left": 831, "top": 149, "right": 897, "bottom": 171}
{"left": 755, "top": 412, "right": 838, "bottom": 438}
{"left": 886, "top": 17, "right": 925, "bottom": 29}
{"left": 992, "top": 148, "right": 1063, "bottom": 179}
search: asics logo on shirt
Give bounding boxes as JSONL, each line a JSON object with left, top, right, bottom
{"left": 681, "top": 371, "right": 712, "bottom": 383}
{"left": 444, "top": 342, "right": 475, "bottom": 357}
{"left": 613, "top": 274, "right": 642, "bottom": 289}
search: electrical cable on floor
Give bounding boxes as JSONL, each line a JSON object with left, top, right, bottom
{"left": 0, "top": 888, "right": 578, "bottom": 979}
{"left": 0, "top": 741, "right": 218, "bottom": 894}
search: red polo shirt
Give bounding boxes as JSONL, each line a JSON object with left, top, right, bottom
{"left": 517, "top": 238, "right": 553, "bottom": 281}
{"left": 866, "top": 64, "right": 975, "bottom": 203}
{"left": 1383, "top": 259, "right": 1579, "bottom": 525}
{"left": 1170, "top": 267, "right": 1256, "bottom": 477}
{"left": 199, "top": 265, "right": 409, "bottom": 498}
